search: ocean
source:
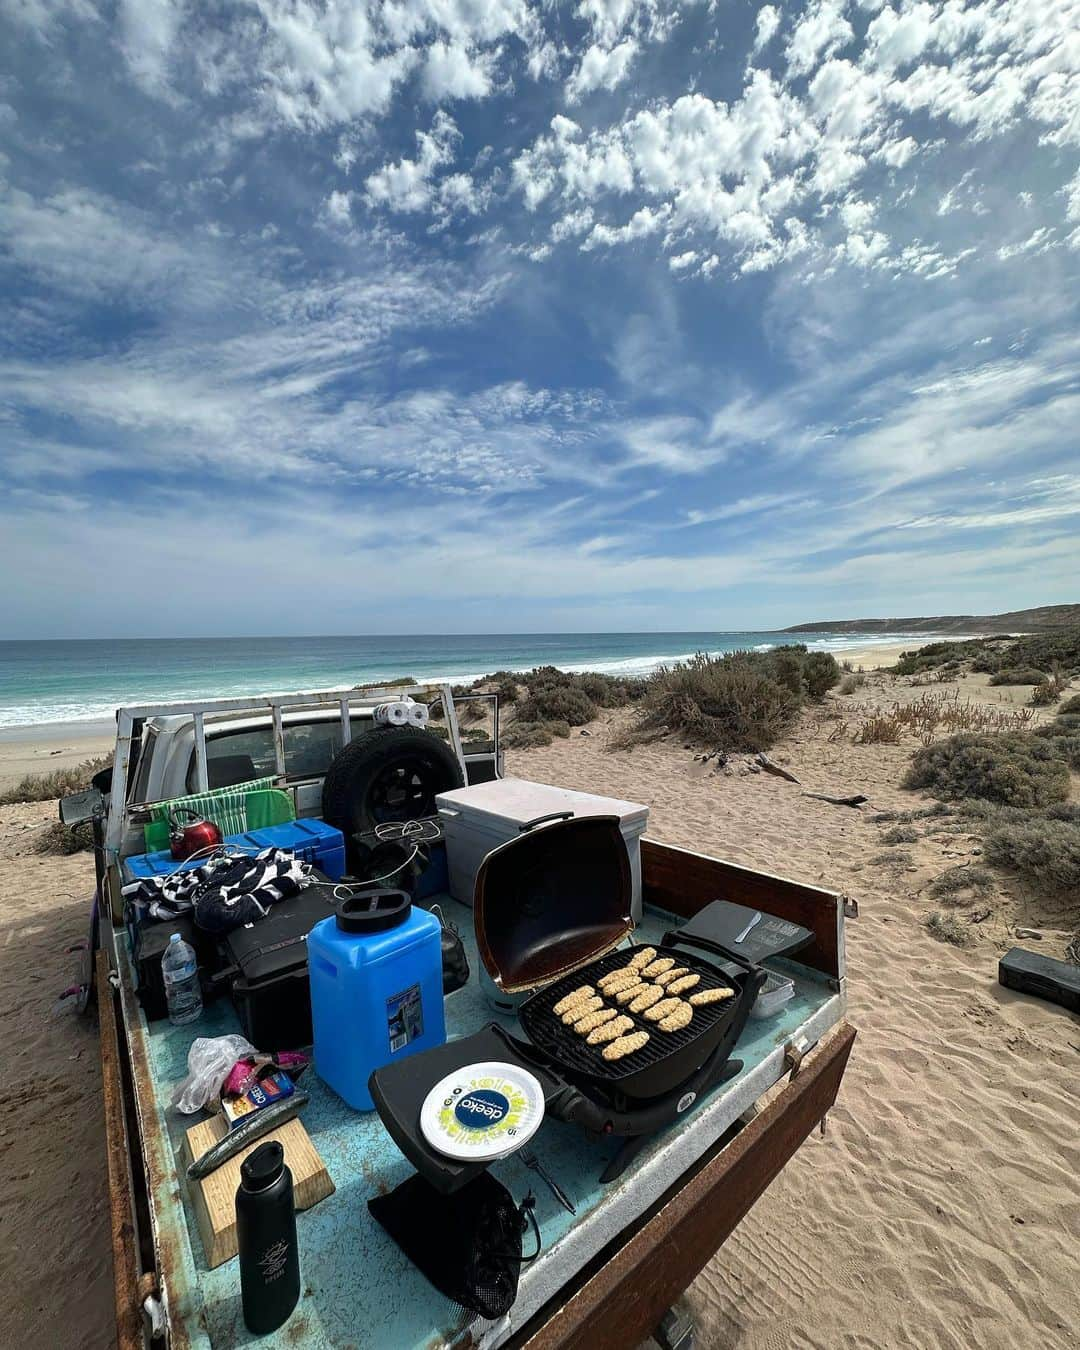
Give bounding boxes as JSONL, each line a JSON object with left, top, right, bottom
{"left": 0, "top": 632, "right": 922, "bottom": 730}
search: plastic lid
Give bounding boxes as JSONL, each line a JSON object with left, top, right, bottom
{"left": 169, "top": 933, "right": 181, "bottom": 943}
{"left": 419, "top": 1061, "right": 545, "bottom": 1162}
{"left": 240, "top": 1140, "right": 285, "bottom": 1192}
{"left": 335, "top": 888, "right": 412, "bottom": 934}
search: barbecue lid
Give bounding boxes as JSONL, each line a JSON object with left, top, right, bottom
{"left": 474, "top": 813, "right": 633, "bottom": 995}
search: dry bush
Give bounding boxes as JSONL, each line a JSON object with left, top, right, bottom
{"left": 627, "top": 654, "right": 799, "bottom": 751}
{"left": 870, "top": 849, "right": 914, "bottom": 866}
{"left": 850, "top": 691, "right": 1034, "bottom": 747}
{"left": 1059, "top": 694, "right": 1080, "bottom": 715}
{"left": 925, "top": 911, "right": 970, "bottom": 946}
{"left": 502, "top": 721, "right": 554, "bottom": 749}
{"left": 928, "top": 865, "right": 994, "bottom": 901}
{"left": 838, "top": 672, "right": 867, "bottom": 695}
{"left": 983, "top": 818, "right": 1080, "bottom": 894}
{"left": 882, "top": 824, "right": 920, "bottom": 844}
{"left": 0, "top": 755, "right": 112, "bottom": 805}
{"left": 988, "top": 667, "right": 1048, "bottom": 686}
{"left": 35, "top": 820, "right": 94, "bottom": 855}
{"left": 902, "top": 733, "right": 1070, "bottom": 808}
{"left": 516, "top": 684, "right": 597, "bottom": 726}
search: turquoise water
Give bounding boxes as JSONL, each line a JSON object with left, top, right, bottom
{"left": 0, "top": 632, "right": 920, "bottom": 729}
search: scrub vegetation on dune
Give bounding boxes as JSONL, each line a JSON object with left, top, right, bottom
{"left": 0, "top": 756, "right": 111, "bottom": 806}
{"left": 617, "top": 646, "right": 841, "bottom": 751}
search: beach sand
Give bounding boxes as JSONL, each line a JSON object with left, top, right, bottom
{"left": 0, "top": 722, "right": 114, "bottom": 792}
{"left": 2, "top": 669, "right": 1077, "bottom": 1348}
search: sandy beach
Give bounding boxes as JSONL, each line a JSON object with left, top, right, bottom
{"left": 0, "top": 722, "right": 114, "bottom": 792}
{"left": 2, "top": 667, "right": 1077, "bottom": 1348}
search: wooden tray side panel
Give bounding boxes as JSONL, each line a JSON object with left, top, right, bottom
{"left": 514, "top": 1023, "right": 856, "bottom": 1350}
{"left": 640, "top": 838, "right": 842, "bottom": 979}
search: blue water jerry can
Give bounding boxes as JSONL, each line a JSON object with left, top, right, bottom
{"left": 307, "top": 889, "right": 446, "bottom": 1111}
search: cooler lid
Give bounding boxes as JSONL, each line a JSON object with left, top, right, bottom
{"left": 437, "top": 779, "right": 649, "bottom": 831}
{"left": 473, "top": 813, "right": 633, "bottom": 995}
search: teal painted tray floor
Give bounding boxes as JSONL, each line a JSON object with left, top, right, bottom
{"left": 119, "top": 896, "right": 843, "bottom": 1349}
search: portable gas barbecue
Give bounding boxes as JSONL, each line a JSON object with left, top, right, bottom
{"left": 371, "top": 813, "right": 813, "bottom": 1188}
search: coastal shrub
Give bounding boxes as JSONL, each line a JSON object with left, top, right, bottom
{"left": 870, "top": 849, "right": 914, "bottom": 867}
{"left": 803, "top": 651, "right": 842, "bottom": 697}
{"left": 928, "top": 865, "right": 994, "bottom": 901}
{"left": 988, "top": 667, "right": 1047, "bottom": 686}
{"left": 516, "top": 684, "right": 597, "bottom": 726}
{"left": 855, "top": 714, "right": 904, "bottom": 744}
{"left": 983, "top": 818, "right": 1080, "bottom": 895}
{"left": 502, "top": 721, "right": 555, "bottom": 749}
{"left": 993, "top": 627, "right": 1080, "bottom": 678}
{"left": 495, "top": 677, "right": 519, "bottom": 705}
{"left": 1030, "top": 680, "right": 1063, "bottom": 707}
{"left": 882, "top": 824, "right": 919, "bottom": 844}
{"left": 35, "top": 820, "right": 94, "bottom": 855}
{"left": 925, "top": 911, "right": 970, "bottom": 946}
{"left": 902, "top": 733, "right": 1070, "bottom": 808}
{"left": 1059, "top": 694, "right": 1080, "bottom": 715}
{"left": 838, "top": 672, "right": 866, "bottom": 695}
{"left": 0, "top": 755, "right": 112, "bottom": 806}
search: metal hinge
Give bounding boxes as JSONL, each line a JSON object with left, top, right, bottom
{"left": 784, "top": 1034, "right": 811, "bottom": 1079}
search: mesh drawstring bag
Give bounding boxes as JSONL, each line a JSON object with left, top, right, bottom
{"left": 368, "top": 1172, "right": 541, "bottom": 1320}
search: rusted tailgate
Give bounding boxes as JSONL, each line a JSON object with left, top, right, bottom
{"left": 513, "top": 1021, "right": 856, "bottom": 1350}
{"left": 97, "top": 948, "right": 146, "bottom": 1350}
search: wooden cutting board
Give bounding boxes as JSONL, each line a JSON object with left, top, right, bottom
{"left": 183, "top": 1114, "right": 334, "bottom": 1269}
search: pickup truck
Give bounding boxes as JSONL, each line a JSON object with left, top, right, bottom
{"left": 72, "top": 678, "right": 856, "bottom": 1349}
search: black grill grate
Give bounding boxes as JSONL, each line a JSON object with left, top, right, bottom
{"left": 518, "top": 943, "right": 737, "bottom": 1084}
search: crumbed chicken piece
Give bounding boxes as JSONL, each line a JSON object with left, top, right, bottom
{"left": 598, "top": 970, "right": 642, "bottom": 994}
{"left": 628, "top": 984, "right": 665, "bottom": 1013}
{"left": 562, "top": 995, "right": 602, "bottom": 1024}
{"left": 666, "top": 973, "right": 700, "bottom": 996}
{"left": 573, "top": 1007, "right": 617, "bottom": 1035}
{"left": 643, "top": 996, "right": 684, "bottom": 1023}
{"left": 615, "top": 981, "right": 649, "bottom": 1005}
{"left": 654, "top": 966, "right": 689, "bottom": 987}
{"left": 689, "top": 987, "right": 734, "bottom": 1006}
{"left": 627, "top": 947, "right": 656, "bottom": 971}
{"left": 641, "top": 957, "right": 676, "bottom": 978}
{"left": 602, "top": 1030, "right": 650, "bottom": 1061}
{"left": 587, "top": 1014, "right": 634, "bottom": 1045}
{"left": 553, "top": 985, "right": 595, "bottom": 1017}
{"left": 658, "top": 1003, "right": 694, "bottom": 1032}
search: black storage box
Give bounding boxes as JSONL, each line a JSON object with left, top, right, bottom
{"left": 134, "top": 916, "right": 222, "bottom": 1022}
{"left": 217, "top": 884, "right": 338, "bottom": 1050}
{"left": 999, "top": 947, "right": 1080, "bottom": 1013}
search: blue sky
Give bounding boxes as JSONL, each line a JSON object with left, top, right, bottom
{"left": 0, "top": 0, "right": 1077, "bottom": 638}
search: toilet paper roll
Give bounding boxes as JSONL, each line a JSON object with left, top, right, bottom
{"left": 407, "top": 702, "right": 429, "bottom": 728}
{"left": 375, "top": 701, "right": 410, "bottom": 726}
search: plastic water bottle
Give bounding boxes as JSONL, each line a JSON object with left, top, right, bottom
{"left": 162, "top": 932, "right": 203, "bottom": 1026}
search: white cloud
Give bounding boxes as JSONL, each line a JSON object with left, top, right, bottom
{"left": 785, "top": 0, "right": 854, "bottom": 78}
{"left": 753, "top": 5, "right": 781, "bottom": 55}
{"left": 118, "top": 0, "right": 182, "bottom": 96}
{"left": 365, "top": 111, "right": 460, "bottom": 212}
{"left": 566, "top": 38, "right": 638, "bottom": 102}
{"left": 421, "top": 39, "right": 494, "bottom": 101}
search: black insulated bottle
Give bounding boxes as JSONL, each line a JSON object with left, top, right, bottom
{"left": 235, "top": 1140, "right": 300, "bottom": 1335}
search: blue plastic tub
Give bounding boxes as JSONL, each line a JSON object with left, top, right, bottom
{"left": 123, "top": 818, "right": 346, "bottom": 883}
{"left": 307, "top": 891, "right": 446, "bottom": 1111}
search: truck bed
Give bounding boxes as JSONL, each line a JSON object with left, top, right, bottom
{"left": 109, "top": 890, "right": 847, "bottom": 1348}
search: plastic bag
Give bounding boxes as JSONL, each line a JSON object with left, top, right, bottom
{"left": 171, "top": 1034, "right": 256, "bottom": 1114}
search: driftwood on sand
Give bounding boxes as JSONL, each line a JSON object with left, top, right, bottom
{"left": 755, "top": 752, "right": 800, "bottom": 783}
{"left": 803, "top": 791, "right": 868, "bottom": 808}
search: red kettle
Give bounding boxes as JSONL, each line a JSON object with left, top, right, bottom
{"left": 169, "top": 807, "right": 223, "bottom": 860}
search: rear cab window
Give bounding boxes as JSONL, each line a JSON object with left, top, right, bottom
{"left": 188, "top": 716, "right": 372, "bottom": 792}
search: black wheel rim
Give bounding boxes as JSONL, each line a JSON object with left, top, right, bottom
{"left": 364, "top": 754, "right": 444, "bottom": 824}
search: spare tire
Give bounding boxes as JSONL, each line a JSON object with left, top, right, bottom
{"left": 321, "top": 725, "right": 464, "bottom": 838}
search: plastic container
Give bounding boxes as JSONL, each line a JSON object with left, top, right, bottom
{"left": 307, "top": 889, "right": 446, "bottom": 1111}
{"left": 436, "top": 779, "right": 649, "bottom": 920}
{"left": 750, "top": 972, "right": 795, "bottom": 1019}
{"left": 162, "top": 932, "right": 203, "bottom": 1026}
{"left": 124, "top": 818, "right": 346, "bottom": 883}
{"left": 236, "top": 1140, "right": 300, "bottom": 1335}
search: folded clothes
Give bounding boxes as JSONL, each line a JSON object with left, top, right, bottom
{"left": 131, "top": 847, "right": 311, "bottom": 933}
